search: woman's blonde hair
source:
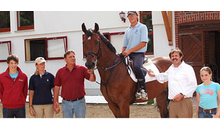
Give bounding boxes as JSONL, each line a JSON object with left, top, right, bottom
{"left": 35, "top": 67, "right": 39, "bottom": 75}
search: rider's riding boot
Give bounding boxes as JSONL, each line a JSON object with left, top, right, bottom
{"left": 139, "top": 79, "right": 148, "bottom": 100}
{"left": 136, "top": 79, "right": 148, "bottom": 100}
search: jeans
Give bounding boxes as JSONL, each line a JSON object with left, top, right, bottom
{"left": 62, "top": 97, "right": 86, "bottom": 118}
{"left": 198, "top": 109, "right": 217, "bottom": 118}
{"left": 3, "top": 106, "right": 26, "bottom": 118}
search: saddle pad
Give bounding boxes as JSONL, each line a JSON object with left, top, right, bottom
{"left": 128, "top": 60, "right": 160, "bottom": 83}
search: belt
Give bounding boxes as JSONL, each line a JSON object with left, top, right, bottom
{"left": 199, "top": 107, "right": 217, "bottom": 114}
{"left": 63, "top": 96, "right": 84, "bottom": 102}
{"left": 170, "top": 97, "right": 191, "bottom": 102}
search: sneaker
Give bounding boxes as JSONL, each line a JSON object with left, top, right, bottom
{"left": 135, "top": 92, "right": 142, "bottom": 99}
{"left": 140, "top": 89, "right": 148, "bottom": 100}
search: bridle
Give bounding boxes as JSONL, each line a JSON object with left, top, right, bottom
{"left": 83, "top": 30, "right": 102, "bottom": 61}
{"left": 83, "top": 30, "right": 125, "bottom": 86}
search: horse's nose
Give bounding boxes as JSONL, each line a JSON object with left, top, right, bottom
{"left": 85, "top": 61, "right": 95, "bottom": 70}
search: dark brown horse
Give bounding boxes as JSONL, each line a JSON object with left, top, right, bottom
{"left": 82, "top": 23, "right": 172, "bottom": 118}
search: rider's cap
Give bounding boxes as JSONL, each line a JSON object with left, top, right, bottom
{"left": 127, "top": 11, "right": 138, "bottom": 16}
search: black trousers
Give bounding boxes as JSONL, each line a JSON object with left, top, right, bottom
{"left": 129, "top": 52, "right": 146, "bottom": 91}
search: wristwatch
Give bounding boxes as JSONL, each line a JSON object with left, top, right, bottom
{"left": 180, "top": 93, "right": 185, "bottom": 97}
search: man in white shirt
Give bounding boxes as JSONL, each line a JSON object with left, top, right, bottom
{"left": 148, "top": 48, "right": 197, "bottom": 118}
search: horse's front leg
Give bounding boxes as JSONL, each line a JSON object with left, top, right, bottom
{"left": 118, "top": 101, "right": 130, "bottom": 118}
{"left": 101, "top": 86, "right": 122, "bottom": 118}
{"left": 107, "top": 102, "right": 122, "bottom": 118}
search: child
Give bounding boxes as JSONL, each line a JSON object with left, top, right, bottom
{"left": 0, "top": 54, "right": 28, "bottom": 118}
{"left": 196, "top": 66, "right": 220, "bottom": 118}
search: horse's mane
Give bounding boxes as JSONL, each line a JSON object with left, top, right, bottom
{"left": 98, "top": 32, "right": 117, "bottom": 54}
{"left": 86, "top": 29, "right": 117, "bottom": 54}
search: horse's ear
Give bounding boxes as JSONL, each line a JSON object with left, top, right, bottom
{"left": 82, "top": 23, "right": 87, "bottom": 34}
{"left": 94, "top": 23, "right": 99, "bottom": 33}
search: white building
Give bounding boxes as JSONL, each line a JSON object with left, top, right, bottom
{"left": 0, "top": 11, "right": 174, "bottom": 95}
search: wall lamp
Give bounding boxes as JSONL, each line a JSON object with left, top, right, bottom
{"left": 119, "top": 11, "right": 126, "bottom": 23}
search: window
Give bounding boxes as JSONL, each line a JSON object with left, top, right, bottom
{"left": 103, "top": 32, "right": 125, "bottom": 53}
{"left": 82, "top": 32, "right": 124, "bottom": 58}
{"left": 140, "top": 11, "right": 153, "bottom": 55}
{"left": 0, "top": 11, "right": 10, "bottom": 32}
{"left": 17, "top": 11, "right": 34, "bottom": 31}
{"left": 27, "top": 39, "right": 46, "bottom": 61}
{"left": 0, "top": 41, "right": 11, "bottom": 62}
{"left": 25, "top": 36, "right": 68, "bottom": 61}
{"left": 46, "top": 37, "right": 68, "bottom": 59}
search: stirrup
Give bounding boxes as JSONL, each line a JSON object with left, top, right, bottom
{"left": 135, "top": 92, "right": 142, "bottom": 99}
{"left": 141, "top": 89, "right": 148, "bottom": 100}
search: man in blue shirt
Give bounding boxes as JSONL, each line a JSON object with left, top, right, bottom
{"left": 122, "top": 11, "right": 148, "bottom": 100}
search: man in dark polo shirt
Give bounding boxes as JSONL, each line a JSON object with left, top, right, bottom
{"left": 53, "top": 50, "right": 96, "bottom": 118}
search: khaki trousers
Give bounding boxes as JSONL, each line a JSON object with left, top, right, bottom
{"left": 169, "top": 98, "right": 193, "bottom": 118}
{"left": 33, "top": 104, "right": 54, "bottom": 118}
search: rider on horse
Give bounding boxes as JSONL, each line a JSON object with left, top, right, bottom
{"left": 122, "top": 11, "right": 149, "bottom": 100}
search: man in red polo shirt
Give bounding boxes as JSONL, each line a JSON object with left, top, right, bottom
{"left": 53, "top": 50, "right": 96, "bottom": 118}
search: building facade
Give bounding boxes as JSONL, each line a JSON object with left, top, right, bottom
{"left": 0, "top": 11, "right": 177, "bottom": 95}
{"left": 175, "top": 11, "right": 220, "bottom": 83}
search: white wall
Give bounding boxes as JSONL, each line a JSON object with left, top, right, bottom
{"left": 0, "top": 11, "right": 175, "bottom": 95}
{"left": 35, "top": 11, "right": 129, "bottom": 32}
{"left": 0, "top": 11, "right": 129, "bottom": 95}
{"left": 152, "top": 11, "right": 175, "bottom": 58}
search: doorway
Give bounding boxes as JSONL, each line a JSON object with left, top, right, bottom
{"left": 178, "top": 20, "right": 220, "bottom": 84}
{"left": 204, "top": 31, "right": 220, "bottom": 83}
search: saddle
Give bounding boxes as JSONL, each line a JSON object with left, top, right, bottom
{"left": 127, "top": 57, "right": 149, "bottom": 77}
{"left": 124, "top": 56, "right": 159, "bottom": 83}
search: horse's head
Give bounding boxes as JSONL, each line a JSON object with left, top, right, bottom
{"left": 82, "top": 23, "right": 101, "bottom": 70}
